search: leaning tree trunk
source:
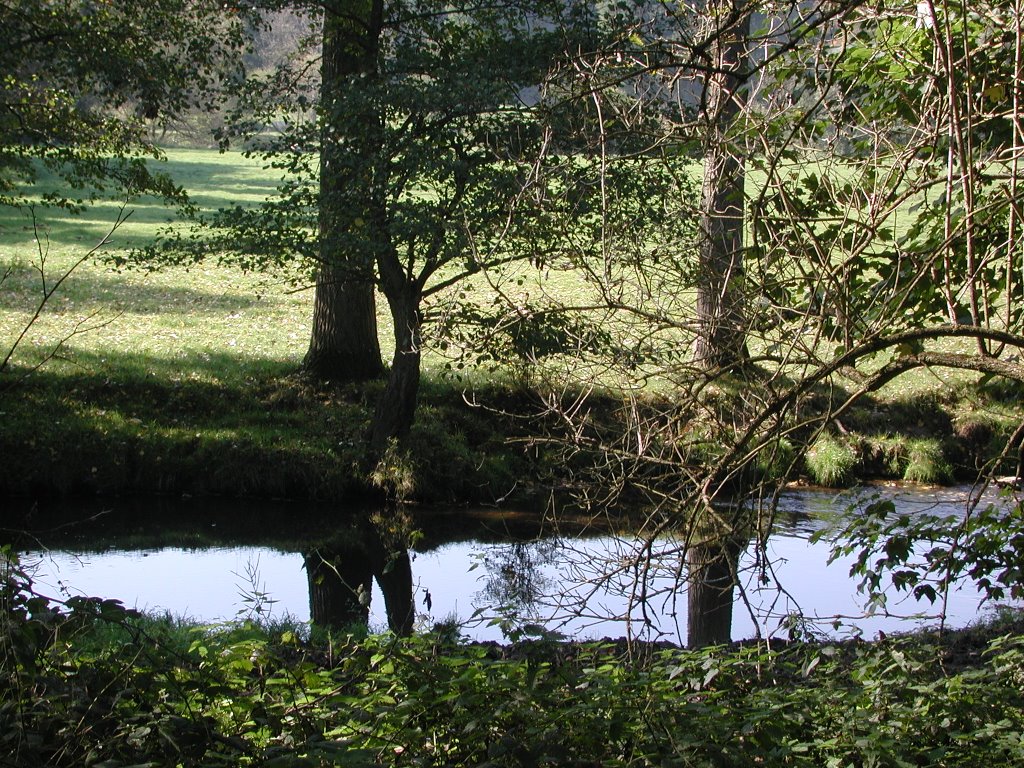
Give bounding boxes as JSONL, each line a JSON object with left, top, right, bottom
{"left": 693, "top": 2, "right": 752, "bottom": 371}
{"left": 687, "top": 535, "right": 744, "bottom": 649}
{"left": 302, "top": 0, "right": 385, "bottom": 382}
{"left": 369, "top": 264, "right": 423, "bottom": 458}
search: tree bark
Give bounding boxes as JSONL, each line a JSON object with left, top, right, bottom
{"left": 302, "top": 0, "right": 385, "bottom": 382}
{"left": 687, "top": 536, "right": 744, "bottom": 649}
{"left": 369, "top": 258, "right": 423, "bottom": 458}
{"left": 693, "top": 2, "right": 751, "bottom": 371}
{"left": 304, "top": 266, "right": 383, "bottom": 381}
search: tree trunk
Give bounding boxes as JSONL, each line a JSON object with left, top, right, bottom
{"left": 304, "top": 266, "right": 383, "bottom": 381}
{"left": 369, "top": 282, "right": 423, "bottom": 458}
{"left": 693, "top": 3, "right": 751, "bottom": 371}
{"left": 302, "top": 0, "right": 385, "bottom": 382}
{"left": 687, "top": 536, "right": 743, "bottom": 649}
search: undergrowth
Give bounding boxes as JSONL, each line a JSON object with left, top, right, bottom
{"left": 3, "top": 547, "right": 1023, "bottom": 767}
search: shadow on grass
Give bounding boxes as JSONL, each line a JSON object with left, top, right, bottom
{"left": 15, "top": 347, "right": 302, "bottom": 413}
{"left": 0, "top": 151, "right": 281, "bottom": 249}
{"left": 0, "top": 263, "right": 267, "bottom": 315}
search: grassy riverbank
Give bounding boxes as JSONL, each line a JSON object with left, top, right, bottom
{"left": 2, "top": 148, "right": 1023, "bottom": 506}
{"left": 0, "top": 149, "right": 536, "bottom": 505}
{"left": 2, "top": 355, "right": 1021, "bottom": 506}
{"left": 0, "top": 362, "right": 536, "bottom": 505}
{"left": 4, "top": 560, "right": 1024, "bottom": 768}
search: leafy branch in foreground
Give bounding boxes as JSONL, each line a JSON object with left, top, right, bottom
{"left": 815, "top": 487, "right": 1024, "bottom": 617}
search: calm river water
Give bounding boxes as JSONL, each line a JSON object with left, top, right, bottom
{"left": 13, "top": 485, "right": 1019, "bottom": 645}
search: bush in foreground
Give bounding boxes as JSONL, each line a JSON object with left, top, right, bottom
{"left": 3, "top": 549, "right": 1023, "bottom": 767}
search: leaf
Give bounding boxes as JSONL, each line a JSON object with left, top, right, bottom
{"left": 802, "top": 654, "right": 821, "bottom": 677}
{"left": 702, "top": 667, "right": 719, "bottom": 688}
{"left": 983, "top": 83, "right": 1006, "bottom": 102}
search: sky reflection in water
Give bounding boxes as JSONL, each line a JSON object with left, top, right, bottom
{"left": 22, "top": 486, "right": 1018, "bottom": 645}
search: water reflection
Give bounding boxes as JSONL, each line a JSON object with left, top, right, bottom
{"left": 302, "top": 520, "right": 414, "bottom": 634}
{"left": 9, "top": 486, "right": 1018, "bottom": 645}
{"left": 474, "top": 540, "right": 559, "bottom": 621}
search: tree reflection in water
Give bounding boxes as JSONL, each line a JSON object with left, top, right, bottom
{"left": 507, "top": 530, "right": 748, "bottom": 648}
{"left": 472, "top": 539, "right": 560, "bottom": 631}
{"left": 303, "top": 518, "right": 414, "bottom": 635}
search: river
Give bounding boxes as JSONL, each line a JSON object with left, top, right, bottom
{"left": 9, "top": 485, "right": 1019, "bottom": 645}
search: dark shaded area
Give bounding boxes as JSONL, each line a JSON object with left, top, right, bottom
{"left": 0, "top": 356, "right": 531, "bottom": 504}
{"left": 0, "top": 357, "right": 369, "bottom": 501}
{"left": 0, "top": 264, "right": 266, "bottom": 314}
{"left": 0, "top": 496, "right": 557, "bottom": 555}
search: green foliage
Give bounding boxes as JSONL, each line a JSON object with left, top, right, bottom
{"left": 756, "top": 437, "right": 796, "bottom": 483}
{"left": 5, "top": 553, "right": 1024, "bottom": 768}
{"left": 860, "top": 435, "right": 953, "bottom": 484}
{"left": 815, "top": 492, "right": 1024, "bottom": 611}
{"left": 402, "top": 402, "right": 520, "bottom": 502}
{"left": 805, "top": 434, "right": 858, "bottom": 487}
{"left": 1, "top": 0, "right": 252, "bottom": 213}
{"left": 368, "top": 439, "right": 418, "bottom": 501}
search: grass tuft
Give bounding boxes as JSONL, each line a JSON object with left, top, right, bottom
{"left": 805, "top": 434, "right": 858, "bottom": 487}
{"left": 902, "top": 438, "right": 952, "bottom": 484}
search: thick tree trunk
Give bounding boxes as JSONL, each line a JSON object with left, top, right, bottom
{"left": 693, "top": 3, "right": 751, "bottom": 371}
{"left": 304, "top": 267, "right": 383, "bottom": 381}
{"left": 303, "top": 0, "right": 385, "bottom": 382}
{"left": 686, "top": 536, "right": 744, "bottom": 649}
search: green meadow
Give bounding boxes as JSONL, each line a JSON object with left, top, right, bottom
{"left": 0, "top": 149, "right": 530, "bottom": 502}
{"left": 0, "top": 149, "right": 310, "bottom": 378}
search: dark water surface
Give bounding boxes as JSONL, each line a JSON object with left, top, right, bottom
{"left": 9, "top": 486, "right": 1018, "bottom": 645}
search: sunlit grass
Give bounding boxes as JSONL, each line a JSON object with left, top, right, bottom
{"left": 0, "top": 149, "right": 314, "bottom": 382}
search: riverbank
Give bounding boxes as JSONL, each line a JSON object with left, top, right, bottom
{"left": 2, "top": 356, "right": 1022, "bottom": 508}
{"left": 0, "top": 363, "right": 538, "bottom": 507}
{"left": 4, "top": 148, "right": 1023, "bottom": 511}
